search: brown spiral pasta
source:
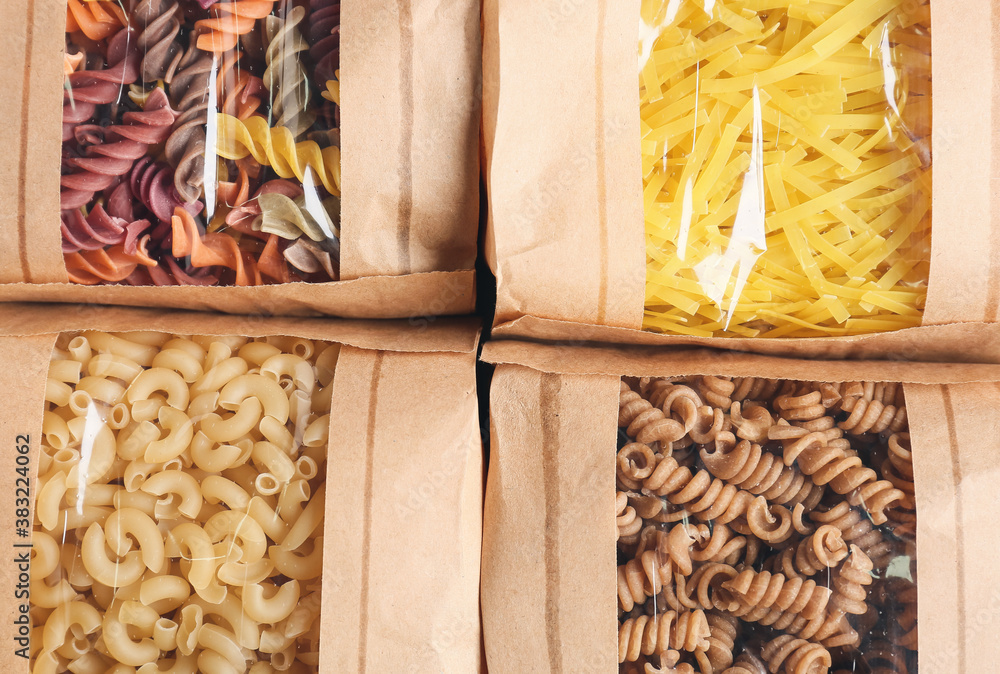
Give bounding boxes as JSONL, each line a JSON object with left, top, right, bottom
{"left": 621, "top": 382, "right": 687, "bottom": 449}
{"left": 886, "top": 577, "right": 918, "bottom": 650}
{"left": 722, "top": 570, "right": 832, "bottom": 621}
{"left": 694, "top": 611, "right": 738, "bottom": 674}
{"left": 619, "top": 549, "right": 676, "bottom": 612}
{"left": 645, "top": 380, "right": 705, "bottom": 437}
{"left": 620, "top": 443, "right": 661, "bottom": 489}
{"left": 882, "top": 433, "right": 916, "bottom": 538}
{"left": 778, "top": 430, "right": 904, "bottom": 525}
{"left": 837, "top": 382, "right": 907, "bottom": 435}
{"left": 765, "top": 525, "right": 849, "bottom": 578}
{"left": 722, "top": 654, "right": 768, "bottom": 674}
{"left": 775, "top": 391, "right": 827, "bottom": 424}
{"left": 689, "top": 376, "right": 736, "bottom": 409}
{"left": 729, "top": 403, "right": 774, "bottom": 444}
{"left": 616, "top": 376, "right": 916, "bottom": 674}
{"left": 731, "top": 378, "right": 782, "bottom": 405}
{"left": 700, "top": 433, "right": 823, "bottom": 511}
{"left": 830, "top": 546, "right": 873, "bottom": 616}
{"left": 133, "top": 0, "right": 183, "bottom": 82}
{"left": 863, "top": 641, "right": 911, "bottom": 674}
{"left": 619, "top": 610, "right": 711, "bottom": 663}
{"left": 760, "top": 635, "right": 831, "bottom": 674}
{"left": 808, "top": 502, "right": 894, "bottom": 569}
{"left": 618, "top": 491, "right": 644, "bottom": 543}
{"left": 642, "top": 456, "right": 793, "bottom": 544}
{"left": 163, "top": 34, "right": 213, "bottom": 203}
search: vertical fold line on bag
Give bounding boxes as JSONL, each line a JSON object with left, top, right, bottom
{"left": 18, "top": 0, "right": 37, "bottom": 283}
{"left": 595, "top": 0, "right": 609, "bottom": 323}
{"left": 396, "top": 0, "right": 414, "bottom": 272}
{"left": 941, "top": 384, "right": 966, "bottom": 671}
{"left": 357, "top": 351, "right": 384, "bottom": 674}
{"left": 541, "top": 373, "right": 563, "bottom": 674}
{"left": 987, "top": 0, "right": 1000, "bottom": 322}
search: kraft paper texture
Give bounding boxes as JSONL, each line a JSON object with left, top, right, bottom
{"left": 482, "top": 341, "right": 1000, "bottom": 673}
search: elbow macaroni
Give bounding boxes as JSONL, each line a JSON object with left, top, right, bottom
{"left": 31, "top": 332, "right": 331, "bottom": 672}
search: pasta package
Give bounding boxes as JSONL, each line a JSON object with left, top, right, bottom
{"left": 482, "top": 340, "right": 1000, "bottom": 674}
{"left": 484, "top": 0, "right": 1000, "bottom": 358}
{"left": 0, "top": 0, "right": 480, "bottom": 317}
{"left": 0, "top": 304, "right": 483, "bottom": 672}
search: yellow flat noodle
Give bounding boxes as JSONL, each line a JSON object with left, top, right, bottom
{"left": 215, "top": 114, "right": 341, "bottom": 196}
{"left": 641, "top": 0, "right": 931, "bottom": 338}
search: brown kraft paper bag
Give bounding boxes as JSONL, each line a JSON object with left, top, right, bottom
{"left": 482, "top": 0, "right": 1000, "bottom": 360}
{"left": 0, "top": 0, "right": 480, "bottom": 317}
{"left": 482, "top": 339, "right": 1000, "bottom": 673}
{"left": 0, "top": 304, "right": 483, "bottom": 672}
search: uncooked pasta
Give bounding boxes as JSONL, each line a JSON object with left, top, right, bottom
{"left": 617, "top": 376, "right": 917, "bottom": 673}
{"left": 61, "top": 0, "right": 342, "bottom": 286}
{"left": 640, "top": 0, "right": 932, "bottom": 338}
{"left": 31, "top": 330, "right": 337, "bottom": 671}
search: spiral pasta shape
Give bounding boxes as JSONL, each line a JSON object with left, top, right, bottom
{"left": 61, "top": 204, "right": 128, "bottom": 253}
{"left": 215, "top": 114, "right": 341, "bottom": 196}
{"left": 765, "top": 526, "right": 848, "bottom": 579}
{"left": 700, "top": 434, "right": 823, "bottom": 512}
{"left": 620, "top": 382, "right": 687, "bottom": 449}
{"left": 778, "top": 431, "right": 904, "bottom": 525}
{"left": 134, "top": 0, "right": 183, "bottom": 81}
{"left": 263, "top": 5, "right": 315, "bottom": 136}
{"left": 164, "top": 35, "right": 213, "bottom": 203}
{"left": 830, "top": 546, "right": 873, "bottom": 616}
{"left": 694, "top": 612, "right": 738, "bottom": 674}
{"left": 171, "top": 208, "right": 260, "bottom": 286}
{"left": 618, "top": 491, "right": 644, "bottom": 543}
{"left": 730, "top": 378, "right": 782, "bottom": 405}
{"left": 195, "top": 0, "right": 278, "bottom": 53}
{"left": 65, "top": 246, "right": 151, "bottom": 285}
{"left": 61, "top": 88, "right": 179, "bottom": 211}
{"left": 306, "top": 0, "right": 340, "bottom": 89}
{"left": 619, "top": 610, "right": 711, "bottom": 664}
{"left": 808, "top": 502, "right": 894, "bottom": 571}
{"left": 66, "top": 0, "right": 127, "bottom": 41}
{"left": 62, "top": 28, "right": 140, "bottom": 143}
{"left": 722, "top": 570, "right": 831, "bottom": 622}
{"left": 760, "top": 635, "right": 831, "bottom": 674}
{"left": 642, "top": 456, "right": 792, "bottom": 544}
{"left": 722, "top": 654, "right": 768, "bottom": 674}
{"left": 837, "top": 383, "right": 907, "bottom": 435}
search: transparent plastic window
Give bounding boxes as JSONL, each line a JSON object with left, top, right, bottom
{"left": 617, "top": 377, "right": 916, "bottom": 673}
{"left": 62, "top": 1, "right": 341, "bottom": 286}
{"left": 640, "top": 1, "right": 932, "bottom": 338}
{"left": 31, "top": 331, "right": 338, "bottom": 672}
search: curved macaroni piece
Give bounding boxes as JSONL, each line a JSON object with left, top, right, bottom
{"left": 34, "top": 333, "right": 332, "bottom": 671}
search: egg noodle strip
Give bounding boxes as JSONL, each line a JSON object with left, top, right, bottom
{"left": 640, "top": 0, "right": 932, "bottom": 338}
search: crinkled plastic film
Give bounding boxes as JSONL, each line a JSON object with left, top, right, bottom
{"left": 640, "top": 0, "right": 932, "bottom": 338}
{"left": 61, "top": 0, "right": 342, "bottom": 286}
{"left": 30, "top": 330, "right": 337, "bottom": 671}
{"left": 617, "top": 376, "right": 916, "bottom": 673}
